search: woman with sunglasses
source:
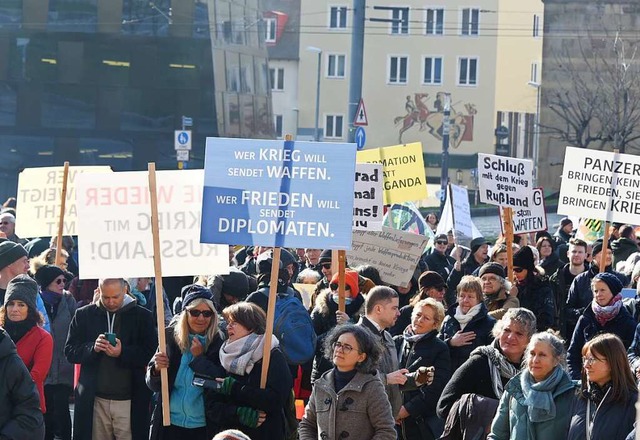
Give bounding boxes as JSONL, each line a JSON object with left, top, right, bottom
{"left": 147, "top": 286, "right": 226, "bottom": 440}
{"left": 299, "top": 324, "right": 396, "bottom": 440}
{"left": 511, "top": 246, "right": 555, "bottom": 331}
{"left": 390, "top": 271, "right": 446, "bottom": 336}
{"left": 206, "top": 302, "right": 292, "bottom": 440}
{"left": 34, "top": 265, "right": 77, "bottom": 440}
{"left": 568, "top": 333, "right": 637, "bottom": 440}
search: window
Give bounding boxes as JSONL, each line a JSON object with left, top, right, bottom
{"left": 269, "top": 67, "right": 284, "bottom": 90}
{"left": 388, "top": 56, "right": 408, "bottom": 84}
{"left": 329, "top": 6, "right": 347, "bottom": 29}
{"left": 530, "top": 62, "right": 539, "bottom": 83}
{"left": 425, "top": 8, "right": 444, "bottom": 35}
{"left": 327, "top": 54, "right": 346, "bottom": 78}
{"left": 461, "top": 8, "right": 479, "bottom": 36}
{"left": 274, "top": 115, "right": 283, "bottom": 138}
{"left": 458, "top": 57, "right": 478, "bottom": 86}
{"left": 265, "top": 17, "right": 276, "bottom": 42}
{"left": 390, "top": 8, "right": 409, "bottom": 35}
{"left": 533, "top": 14, "right": 540, "bottom": 37}
{"left": 325, "top": 114, "right": 344, "bottom": 138}
{"left": 423, "top": 56, "right": 442, "bottom": 85}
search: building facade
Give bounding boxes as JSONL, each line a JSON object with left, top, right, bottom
{"left": 0, "top": 0, "right": 273, "bottom": 199}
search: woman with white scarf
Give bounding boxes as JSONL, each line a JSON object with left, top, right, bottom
{"left": 488, "top": 331, "right": 577, "bottom": 439}
{"left": 440, "top": 276, "right": 496, "bottom": 372}
{"left": 206, "top": 302, "right": 292, "bottom": 440}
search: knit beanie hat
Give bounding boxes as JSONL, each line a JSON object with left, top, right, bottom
{"left": 560, "top": 217, "right": 573, "bottom": 228}
{"left": 591, "top": 240, "right": 604, "bottom": 258}
{"left": 593, "top": 272, "right": 623, "bottom": 296}
{"left": 220, "top": 268, "right": 250, "bottom": 299}
{"left": 330, "top": 269, "right": 360, "bottom": 297}
{"left": 470, "top": 237, "right": 490, "bottom": 254}
{"left": 478, "top": 262, "right": 506, "bottom": 279}
{"left": 34, "top": 264, "right": 65, "bottom": 289}
{"left": 418, "top": 271, "right": 446, "bottom": 290}
{"left": 181, "top": 284, "right": 214, "bottom": 309}
{"left": 4, "top": 274, "right": 38, "bottom": 312}
{"left": 318, "top": 249, "right": 332, "bottom": 265}
{"left": 0, "top": 241, "right": 27, "bottom": 271}
{"left": 513, "top": 246, "right": 535, "bottom": 271}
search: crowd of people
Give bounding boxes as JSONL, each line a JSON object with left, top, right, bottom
{"left": 2, "top": 193, "right": 640, "bottom": 440}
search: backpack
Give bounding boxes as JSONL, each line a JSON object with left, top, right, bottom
{"left": 259, "top": 287, "right": 317, "bottom": 365}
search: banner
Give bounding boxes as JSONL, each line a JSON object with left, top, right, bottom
{"left": 558, "top": 147, "right": 640, "bottom": 224}
{"left": 346, "top": 227, "right": 429, "bottom": 287}
{"left": 16, "top": 166, "right": 112, "bottom": 237}
{"left": 478, "top": 153, "right": 533, "bottom": 208}
{"left": 449, "top": 184, "right": 473, "bottom": 245}
{"left": 76, "top": 170, "right": 229, "bottom": 279}
{"left": 353, "top": 163, "right": 383, "bottom": 231}
{"left": 500, "top": 188, "right": 547, "bottom": 234}
{"left": 200, "top": 138, "right": 356, "bottom": 249}
{"left": 357, "top": 142, "right": 427, "bottom": 204}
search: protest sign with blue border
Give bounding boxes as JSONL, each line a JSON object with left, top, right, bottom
{"left": 201, "top": 137, "right": 357, "bottom": 249}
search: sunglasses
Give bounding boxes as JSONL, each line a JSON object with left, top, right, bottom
{"left": 330, "top": 283, "right": 351, "bottom": 291}
{"left": 187, "top": 309, "right": 214, "bottom": 318}
{"left": 53, "top": 278, "right": 65, "bottom": 285}
{"left": 435, "top": 241, "right": 448, "bottom": 245}
{"left": 320, "top": 263, "right": 332, "bottom": 269}
{"left": 513, "top": 267, "right": 525, "bottom": 273}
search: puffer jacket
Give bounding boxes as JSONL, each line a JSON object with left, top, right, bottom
{"left": 488, "top": 369, "right": 577, "bottom": 440}
{"left": 298, "top": 369, "right": 396, "bottom": 440}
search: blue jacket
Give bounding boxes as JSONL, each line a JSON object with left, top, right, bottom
{"left": 568, "top": 388, "right": 637, "bottom": 440}
{"left": 488, "top": 369, "right": 577, "bottom": 440}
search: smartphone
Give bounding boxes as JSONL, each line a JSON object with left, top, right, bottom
{"left": 104, "top": 332, "right": 117, "bottom": 347}
{"left": 192, "top": 377, "right": 223, "bottom": 390}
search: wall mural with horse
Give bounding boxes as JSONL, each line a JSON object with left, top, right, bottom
{"left": 393, "top": 92, "right": 477, "bottom": 145}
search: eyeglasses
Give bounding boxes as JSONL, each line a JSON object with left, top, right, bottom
{"left": 582, "top": 356, "right": 605, "bottom": 366}
{"left": 332, "top": 341, "right": 356, "bottom": 354}
{"left": 330, "top": 283, "right": 351, "bottom": 291}
{"left": 320, "top": 263, "right": 332, "bottom": 269}
{"left": 513, "top": 267, "right": 525, "bottom": 273}
{"left": 53, "top": 278, "right": 65, "bottom": 285}
{"left": 187, "top": 309, "right": 214, "bottom": 318}
{"left": 435, "top": 241, "right": 448, "bottom": 245}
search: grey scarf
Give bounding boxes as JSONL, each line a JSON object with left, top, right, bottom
{"left": 471, "top": 340, "right": 520, "bottom": 398}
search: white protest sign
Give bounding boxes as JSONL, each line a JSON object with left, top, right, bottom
{"left": 16, "top": 166, "right": 112, "bottom": 237}
{"left": 76, "top": 170, "right": 229, "bottom": 279}
{"left": 478, "top": 154, "right": 533, "bottom": 208}
{"left": 353, "top": 163, "right": 383, "bottom": 231}
{"left": 449, "top": 184, "right": 472, "bottom": 244}
{"left": 558, "top": 147, "right": 640, "bottom": 224}
{"left": 346, "top": 227, "right": 428, "bottom": 287}
{"left": 500, "top": 188, "right": 547, "bottom": 234}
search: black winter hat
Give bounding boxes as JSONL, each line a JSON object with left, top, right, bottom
{"left": 34, "top": 264, "right": 65, "bottom": 289}
{"left": 256, "top": 249, "right": 283, "bottom": 275}
{"left": 4, "top": 274, "right": 38, "bottom": 312}
{"left": 318, "top": 249, "right": 332, "bottom": 265}
{"left": 0, "top": 241, "right": 27, "bottom": 271}
{"left": 220, "top": 268, "right": 250, "bottom": 299}
{"left": 418, "top": 271, "right": 446, "bottom": 290}
{"left": 470, "top": 237, "right": 490, "bottom": 254}
{"left": 591, "top": 240, "right": 604, "bottom": 258}
{"left": 182, "top": 284, "right": 214, "bottom": 310}
{"left": 560, "top": 217, "right": 573, "bottom": 228}
{"left": 513, "top": 246, "right": 535, "bottom": 272}
{"left": 593, "top": 272, "right": 623, "bottom": 296}
{"left": 478, "top": 262, "right": 506, "bottom": 279}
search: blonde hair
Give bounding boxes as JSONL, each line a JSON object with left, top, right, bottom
{"left": 412, "top": 298, "right": 445, "bottom": 329}
{"left": 30, "top": 247, "right": 69, "bottom": 274}
{"left": 174, "top": 298, "right": 220, "bottom": 353}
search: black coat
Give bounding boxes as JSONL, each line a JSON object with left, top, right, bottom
{"left": 567, "top": 305, "right": 636, "bottom": 379}
{"left": 394, "top": 330, "right": 451, "bottom": 440}
{"left": 147, "top": 326, "right": 226, "bottom": 440}
{"left": 205, "top": 347, "right": 293, "bottom": 440}
{"left": 439, "top": 303, "right": 496, "bottom": 372}
{"left": 390, "top": 305, "right": 414, "bottom": 337}
{"left": 0, "top": 329, "right": 44, "bottom": 440}
{"left": 64, "top": 301, "right": 157, "bottom": 440}
{"left": 423, "top": 251, "right": 455, "bottom": 283}
{"left": 568, "top": 390, "right": 638, "bottom": 440}
{"left": 549, "top": 263, "right": 587, "bottom": 339}
{"left": 447, "top": 257, "right": 484, "bottom": 307}
{"left": 516, "top": 274, "right": 555, "bottom": 331}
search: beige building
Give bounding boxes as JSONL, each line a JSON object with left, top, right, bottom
{"left": 295, "top": 0, "right": 543, "bottom": 193}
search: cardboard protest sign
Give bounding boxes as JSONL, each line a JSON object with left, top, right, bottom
{"left": 200, "top": 138, "right": 356, "bottom": 249}
{"left": 500, "top": 188, "right": 547, "bottom": 234}
{"left": 16, "top": 166, "right": 112, "bottom": 237}
{"left": 478, "top": 154, "right": 533, "bottom": 208}
{"left": 357, "top": 142, "right": 427, "bottom": 204}
{"left": 353, "top": 163, "right": 383, "bottom": 231}
{"left": 449, "top": 184, "right": 473, "bottom": 245}
{"left": 76, "top": 170, "right": 228, "bottom": 279}
{"left": 347, "top": 227, "right": 429, "bottom": 287}
{"left": 558, "top": 147, "right": 640, "bottom": 224}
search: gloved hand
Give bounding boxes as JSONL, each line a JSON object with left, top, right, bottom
{"left": 237, "top": 406, "right": 260, "bottom": 428}
{"left": 219, "top": 376, "right": 236, "bottom": 395}
{"left": 408, "top": 366, "right": 435, "bottom": 387}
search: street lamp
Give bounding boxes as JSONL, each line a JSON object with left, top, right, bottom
{"left": 306, "top": 46, "right": 322, "bottom": 141}
{"left": 528, "top": 80, "right": 541, "bottom": 187}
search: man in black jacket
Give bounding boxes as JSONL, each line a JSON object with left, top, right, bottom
{"left": 423, "top": 234, "right": 455, "bottom": 281}
{"left": 65, "top": 278, "right": 157, "bottom": 440}
{"left": 446, "top": 237, "right": 490, "bottom": 307}
{"left": 0, "top": 327, "right": 44, "bottom": 440}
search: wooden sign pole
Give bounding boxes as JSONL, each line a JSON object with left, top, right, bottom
{"left": 504, "top": 207, "right": 515, "bottom": 281}
{"left": 260, "top": 247, "right": 281, "bottom": 388}
{"left": 54, "top": 162, "right": 69, "bottom": 266}
{"left": 147, "top": 163, "right": 171, "bottom": 426}
{"left": 599, "top": 222, "right": 610, "bottom": 273}
{"left": 337, "top": 250, "right": 346, "bottom": 313}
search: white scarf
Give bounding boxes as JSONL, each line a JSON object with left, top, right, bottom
{"left": 220, "top": 333, "right": 279, "bottom": 376}
{"left": 454, "top": 302, "right": 482, "bottom": 330}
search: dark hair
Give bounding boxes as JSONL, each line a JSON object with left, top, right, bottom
{"left": 580, "top": 333, "right": 637, "bottom": 404}
{"left": 619, "top": 225, "right": 635, "bottom": 240}
{"left": 568, "top": 237, "right": 588, "bottom": 251}
{"left": 0, "top": 304, "right": 44, "bottom": 327}
{"left": 222, "top": 302, "right": 266, "bottom": 334}
{"left": 323, "top": 324, "right": 382, "bottom": 374}
{"left": 365, "top": 286, "right": 398, "bottom": 314}
{"left": 355, "top": 265, "right": 384, "bottom": 286}
{"left": 536, "top": 237, "right": 556, "bottom": 253}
